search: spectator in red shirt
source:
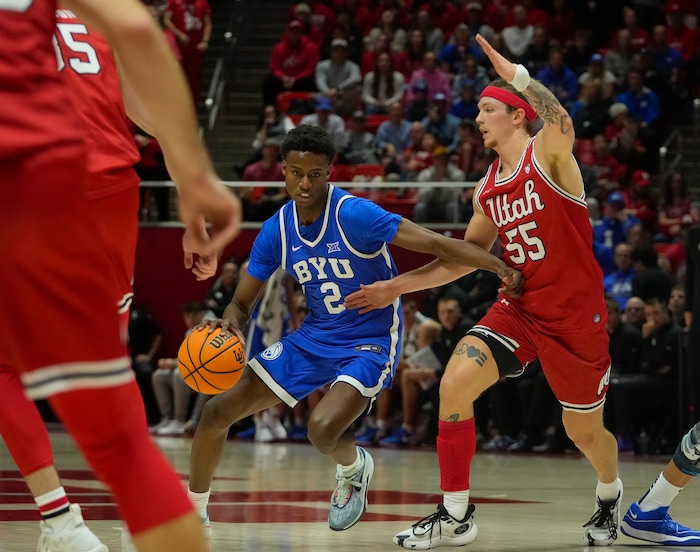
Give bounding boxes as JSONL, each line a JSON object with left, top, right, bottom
{"left": 620, "top": 6, "right": 652, "bottom": 53}
{"left": 400, "top": 130, "right": 437, "bottom": 181}
{"left": 263, "top": 20, "right": 320, "bottom": 106}
{"left": 417, "top": 0, "right": 460, "bottom": 40}
{"left": 334, "top": 0, "right": 373, "bottom": 36}
{"left": 657, "top": 170, "right": 692, "bottom": 242}
{"left": 503, "top": 0, "right": 549, "bottom": 29}
{"left": 605, "top": 102, "right": 647, "bottom": 170}
{"left": 289, "top": 1, "right": 335, "bottom": 37}
{"left": 291, "top": 2, "right": 325, "bottom": 46}
{"left": 622, "top": 169, "right": 658, "bottom": 234}
{"left": 547, "top": 0, "right": 576, "bottom": 48}
{"left": 163, "top": 0, "right": 212, "bottom": 102}
{"left": 666, "top": 3, "right": 697, "bottom": 63}
{"left": 585, "top": 134, "right": 627, "bottom": 189}
{"left": 240, "top": 137, "right": 288, "bottom": 221}
{"left": 367, "top": 0, "right": 412, "bottom": 32}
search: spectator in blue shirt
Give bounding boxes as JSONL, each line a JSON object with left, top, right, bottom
{"left": 604, "top": 243, "right": 636, "bottom": 310}
{"left": 422, "top": 93, "right": 460, "bottom": 151}
{"left": 616, "top": 67, "right": 659, "bottom": 128}
{"left": 593, "top": 191, "right": 641, "bottom": 248}
{"left": 535, "top": 48, "right": 579, "bottom": 111}
{"left": 450, "top": 78, "right": 479, "bottom": 120}
{"left": 437, "top": 24, "right": 480, "bottom": 80}
{"left": 375, "top": 101, "right": 412, "bottom": 175}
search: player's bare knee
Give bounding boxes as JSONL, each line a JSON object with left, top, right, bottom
{"left": 306, "top": 414, "right": 341, "bottom": 453}
{"left": 199, "top": 395, "right": 240, "bottom": 433}
{"left": 439, "top": 368, "right": 484, "bottom": 404}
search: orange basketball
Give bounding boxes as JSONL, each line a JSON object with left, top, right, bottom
{"left": 177, "top": 328, "right": 246, "bottom": 395}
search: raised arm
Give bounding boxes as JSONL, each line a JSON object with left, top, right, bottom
{"left": 476, "top": 33, "right": 582, "bottom": 196}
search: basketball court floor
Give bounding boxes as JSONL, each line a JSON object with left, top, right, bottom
{"left": 1, "top": 427, "right": 699, "bottom": 551}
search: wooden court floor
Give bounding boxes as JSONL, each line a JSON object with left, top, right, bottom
{"left": 2, "top": 428, "right": 699, "bottom": 551}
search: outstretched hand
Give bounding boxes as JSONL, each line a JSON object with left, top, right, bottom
{"left": 179, "top": 174, "right": 242, "bottom": 280}
{"left": 498, "top": 265, "right": 524, "bottom": 299}
{"left": 475, "top": 34, "right": 515, "bottom": 82}
{"left": 344, "top": 280, "right": 396, "bottom": 314}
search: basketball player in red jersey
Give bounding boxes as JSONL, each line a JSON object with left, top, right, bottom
{"left": 0, "top": 1, "right": 239, "bottom": 552}
{"left": 346, "top": 33, "right": 622, "bottom": 549}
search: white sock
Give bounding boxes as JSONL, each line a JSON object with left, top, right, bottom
{"left": 338, "top": 447, "right": 362, "bottom": 477}
{"left": 36, "top": 487, "right": 71, "bottom": 528}
{"left": 596, "top": 477, "right": 622, "bottom": 502}
{"left": 443, "top": 491, "right": 470, "bottom": 520}
{"left": 638, "top": 473, "right": 683, "bottom": 512}
{"left": 187, "top": 489, "right": 211, "bottom": 518}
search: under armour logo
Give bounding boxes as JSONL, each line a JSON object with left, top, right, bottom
{"left": 500, "top": 297, "right": 510, "bottom": 306}
{"left": 327, "top": 241, "right": 341, "bottom": 253}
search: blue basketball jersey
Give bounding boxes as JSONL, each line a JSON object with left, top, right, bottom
{"left": 247, "top": 185, "right": 403, "bottom": 351}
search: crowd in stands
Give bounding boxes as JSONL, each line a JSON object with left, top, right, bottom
{"left": 230, "top": 0, "right": 699, "bottom": 224}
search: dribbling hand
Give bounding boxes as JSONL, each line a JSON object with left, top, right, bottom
{"left": 197, "top": 318, "right": 247, "bottom": 348}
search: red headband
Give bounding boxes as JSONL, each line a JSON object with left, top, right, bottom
{"left": 480, "top": 85, "right": 538, "bottom": 122}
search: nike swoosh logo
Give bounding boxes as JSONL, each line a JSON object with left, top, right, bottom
{"left": 292, "top": 245, "right": 303, "bottom": 251}
{"left": 630, "top": 511, "right": 638, "bottom": 519}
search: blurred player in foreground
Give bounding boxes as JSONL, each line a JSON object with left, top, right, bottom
{"left": 0, "top": 1, "right": 240, "bottom": 551}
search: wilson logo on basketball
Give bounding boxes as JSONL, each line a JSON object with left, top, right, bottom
{"left": 209, "top": 333, "right": 233, "bottom": 349}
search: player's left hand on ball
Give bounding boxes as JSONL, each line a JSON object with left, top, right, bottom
{"left": 199, "top": 318, "right": 246, "bottom": 347}
{"left": 498, "top": 266, "right": 524, "bottom": 298}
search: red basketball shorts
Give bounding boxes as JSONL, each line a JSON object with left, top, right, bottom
{"left": 475, "top": 299, "right": 611, "bottom": 412}
{"left": 0, "top": 146, "right": 132, "bottom": 398}
{"left": 89, "top": 184, "right": 140, "bottom": 340}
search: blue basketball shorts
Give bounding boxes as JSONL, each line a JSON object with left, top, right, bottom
{"left": 247, "top": 330, "right": 396, "bottom": 407}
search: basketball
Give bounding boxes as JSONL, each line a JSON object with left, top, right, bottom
{"left": 177, "top": 328, "right": 246, "bottom": 395}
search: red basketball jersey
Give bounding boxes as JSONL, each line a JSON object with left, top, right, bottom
{"left": 0, "top": 0, "right": 82, "bottom": 159}
{"left": 166, "top": 0, "right": 211, "bottom": 42}
{"left": 475, "top": 137, "right": 606, "bottom": 334}
{"left": 54, "top": 9, "right": 140, "bottom": 199}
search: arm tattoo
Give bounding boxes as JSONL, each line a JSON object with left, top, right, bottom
{"left": 522, "top": 80, "right": 572, "bottom": 135}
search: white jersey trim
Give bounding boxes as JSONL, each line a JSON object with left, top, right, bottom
{"left": 249, "top": 357, "right": 298, "bottom": 407}
{"left": 21, "top": 357, "right": 133, "bottom": 399}
{"left": 335, "top": 194, "right": 385, "bottom": 260}
{"left": 117, "top": 292, "right": 133, "bottom": 314}
{"left": 279, "top": 207, "right": 288, "bottom": 271}
{"left": 560, "top": 396, "right": 606, "bottom": 413}
{"left": 468, "top": 324, "right": 520, "bottom": 352}
{"left": 293, "top": 184, "right": 334, "bottom": 248}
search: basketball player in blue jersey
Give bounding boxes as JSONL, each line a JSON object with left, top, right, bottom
{"left": 187, "top": 125, "right": 523, "bottom": 534}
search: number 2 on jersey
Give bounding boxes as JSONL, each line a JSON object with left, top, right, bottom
{"left": 504, "top": 221, "right": 546, "bottom": 265}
